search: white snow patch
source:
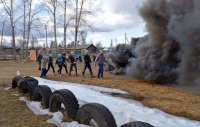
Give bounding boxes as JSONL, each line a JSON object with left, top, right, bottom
{"left": 36, "top": 77, "right": 127, "bottom": 95}
{"left": 12, "top": 93, "right": 20, "bottom": 96}
{"left": 47, "top": 112, "right": 89, "bottom": 127}
{"left": 21, "top": 77, "right": 200, "bottom": 127}
{"left": 4, "top": 87, "right": 11, "bottom": 91}
{"left": 19, "top": 97, "right": 49, "bottom": 115}
{"left": 79, "top": 85, "right": 128, "bottom": 94}
{"left": 19, "top": 97, "right": 90, "bottom": 127}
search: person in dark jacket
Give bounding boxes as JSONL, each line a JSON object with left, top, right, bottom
{"left": 61, "top": 52, "right": 68, "bottom": 74}
{"left": 69, "top": 52, "right": 77, "bottom": 76}
{"left": 82, "top": 50, "right": 94, "bottom": 78}
{"left": 46, "top": 54, "right": 55, "bottom": 75}
{"left": 55, "top": 54, "right": 63, "bottom": 74}
{"left": 95, "top": 50, "right": 106, "bottom": 79}
{"left": 37, "top": 52, "right": 43, "bottom": 70}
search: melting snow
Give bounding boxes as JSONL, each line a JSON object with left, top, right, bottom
{"left": 4, "top": 87, "right": 11, "bottom": 91}
{"left": 19, "top": 77, "right": 200, "bottom": 127}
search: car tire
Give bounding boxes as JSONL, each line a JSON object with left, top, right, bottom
{"left": 76, "top": 103, "right": 117, "bottom": 127}
{"left": 120, "top": 121, "right": 155, "bottom": 127}
{"left": 12, "top": 76, "right": 22, "bottom": 88}
{"left": 49, "top": 89, "right": 79, "bottom": 119}
{"left": 18, "top": 76, "right": 38, "bottom": 93}
{"left": 33, "top": 85, "right": 52, "bottom": 108}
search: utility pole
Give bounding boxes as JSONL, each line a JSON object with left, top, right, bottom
{"left": 125, "top": 33, "right": 129, "bottom": 44}
{"left": 23, "top": 0, "right": 26, "bottom": 59}
{"left": 45, "top": 25, "right": 48, "bottom": 48}
{"left": 125, "top": 33, "right": 126, "bottom": 44}
{"left": 110, "top": 39, "right": 113, "bottom": 51}
{"left": 74, "top": 0, "right": 78, "bottom": 51}
{"left": 64, "top": 0, "right": 67, "bottom": 51}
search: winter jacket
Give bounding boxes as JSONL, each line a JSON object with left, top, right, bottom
{"left": 41, "top": 59, "right": 47, "bottom": 68}
{"left": 37, "top": 54, "right": 43, "bottom": 62}
{"left": 69, "top": 55, "right": 76, "bottom": 63}
{"left": 62, "top": 55, "right": 69, "bottom": 64}
{"left": 84, "top": 54, "right": 91, "bottom": 64}
{"left": 56, "top": 57, "right": 63, "bottom": 66}
{"left": 95, "top": 53, "right": 105, "bottom": 65}
{"left": 48, "top": 57, "right": 53, "bottom": 64}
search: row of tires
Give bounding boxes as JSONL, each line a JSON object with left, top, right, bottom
{"left": 12, "top": 76, "right": 154, "bottom": 127}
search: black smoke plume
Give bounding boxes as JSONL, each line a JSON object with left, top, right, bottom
{"left": 109, "top": 44, "right": 134, "bottom": 75}
{"left": 109, "top": 0, "right": 200, "bottom": 88}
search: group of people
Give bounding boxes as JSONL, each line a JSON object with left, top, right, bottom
{"left": 36, "top": 50, "right": 106, "bottom": 79}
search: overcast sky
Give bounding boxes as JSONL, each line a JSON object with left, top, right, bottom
{"left": 86, "top": 0, "right": 147, "bottom": 47}
{"left": 0, "top": 0, "right": 147, "bottom": 47}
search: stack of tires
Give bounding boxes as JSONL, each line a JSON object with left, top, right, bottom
{"left": 12, "top": 76, "right": 154, "bottom": 127}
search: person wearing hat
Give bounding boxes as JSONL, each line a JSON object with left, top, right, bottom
{"left": 46, "top": 54, "right": 55, "bottom": 75}
{"left": 82, "top": 50, "right": 94, "bottom": 78}
{"left": 55, "top": 54, "right": 63, "bottom": 74}
{"left": 95, "top": 50, "right": 106, "bottom": 79}
{"left": 69, "top": 51, "right": 77, "bottom": 76}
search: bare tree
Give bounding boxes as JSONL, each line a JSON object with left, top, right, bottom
{"left": 17, "top": 38, "right": 26, "bottom": 48}
{"left": 57, "top": 0, "right": 74, "bottom": 51}
{"left": 43, "top": 0, "right": 59, "bottom": 52}
{"left": 74, "top": 0, "right": 84, "bottom": 50}
{"left": 1, "top": 0, "right": 17, "bottom": 60}
{"left": 0, "top": 17, "right": 7, "bottom": 53}
{"left": 74, "top": 0, "right": 95, "bottom": 50}
{"left": 22, "top": 0, "right": 26, "bottom": 59}
{"left": 25, "top": 0, "right": 40, "bottom": 57}
{"left": 30, "top": 35, "right": 34, "bottom": 48}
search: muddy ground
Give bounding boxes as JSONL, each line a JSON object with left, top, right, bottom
{"left": 0, "top": 60, "right": 199, "bottom": 127}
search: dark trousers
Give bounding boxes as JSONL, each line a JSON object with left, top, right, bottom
{"left": 41, "top": 68, "right": 46, "bottom": 77}
{"left": 98, "top": 64, "right": 104, "bottom": 78}
{"left": 62, "top": 64, "right": 68, "bottom": 74}
{"left": 38, "top": 61, "right": 41, "bottom": 70}
{"left": 57, "top": 65, "right": 62, "bottom": 74}
{"left": 82, "top": 63, "right": 93, "bottom": 76}
{"left": 46, "top": 63, "right": 55, "bottom": 74}
{"left": 69, "top": 63, "right": 77, "bottom": 76}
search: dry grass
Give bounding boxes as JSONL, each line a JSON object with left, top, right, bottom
{"left": 0, "top": 60, "right": 200, "bottom": 127}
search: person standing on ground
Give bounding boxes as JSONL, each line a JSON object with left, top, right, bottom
{"left": 69, "top": 52, "right": 77, "bottom": 76}
{"left": 95, "top": 50, "right": 106, "bottom": 79}
{"left": 40, "top": 56, "right": 48, "bottom": 78}
{"left": 61, "top": 52, "right": 68, "bottom": 75}
{"left": 82, "top": 50, "right": 94, "bottom": 78}
{"left": 55, "top": 54, "right": 63, "bottom": 74}
{"left": 46, "top": 54, "right": 55, "bottom": 75}
{"left": 37, "top": 51, "right": 43, "bottom": 70}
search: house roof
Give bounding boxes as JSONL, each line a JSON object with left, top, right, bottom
{"left": 76, "top": 44, "right": 90, "bottom": 49}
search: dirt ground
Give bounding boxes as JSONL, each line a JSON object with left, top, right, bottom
{"left": 0, "top": 60, "right": 200, "bottom": 127}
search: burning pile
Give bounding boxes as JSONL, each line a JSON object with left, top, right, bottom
{"left": 109, "top": 0, "right": 200, "bottom": 87}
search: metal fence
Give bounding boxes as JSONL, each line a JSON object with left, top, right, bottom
{"left": 0, "top": 52, "right": 23, "bottom": 60}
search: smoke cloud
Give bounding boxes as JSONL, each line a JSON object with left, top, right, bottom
{"left": 109, "top": 44, "right": 134, "bottom": 75}
{"left": 109, "top": 0, "right": 200, "bottom": 88}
